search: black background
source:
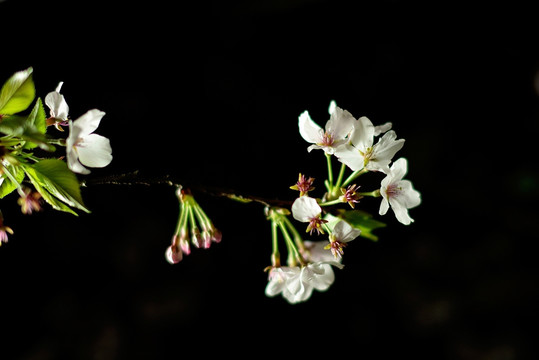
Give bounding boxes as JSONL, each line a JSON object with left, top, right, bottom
{"left": 1, "top": 0, "right": 539, "bottom": 359}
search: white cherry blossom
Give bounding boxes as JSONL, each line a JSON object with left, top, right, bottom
{"left": 66, "top": 109, "right": 112, "bottom": 174}
{"left": 265, "top": 241, "right": 344, "bottom": 304}
{"left": 265, "top": 266, "right": 301, "bottom": 299}
{"left": 326, "top": 220, "right": 361, "bottom": 258}
{"left": 44, "top": 82, "right": 69, "bottom": 130}
{"left": 286, "top": 240, "right": 343, "bottom": 303}
{"left": 291, "top": 196, "right": 328, "bottom": 235}
{"left": 298, "top": 102, "right": 355, "bottom": 155}
{"left": 379, "top": 157, "right": 421, "bottom": 225}
{"left": 335, "top": 116, "right": 404, "bottom": 173}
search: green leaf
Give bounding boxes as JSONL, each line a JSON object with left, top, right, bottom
{"left": 22, "top": 159, "right": 90, "bottom": 215}
{"left": 325, "top": 209, "right": 387, "bottom": 241}
{"left": 0, "top": 164, "right": 25, "bottom": 199}
{"left": 0, "top": 67, "right": 35, "bottom": 115}
{"left": 26, "top": 97, "right": 47, "bottom": 134}
{"left": 0, "top": 115, "right": 26, "bottom": 136}
{"left": 0, "top": 98, "right": 54, "bottom": 151}
{"left": 0, "top": 113, "right": 54, "bottom": 151}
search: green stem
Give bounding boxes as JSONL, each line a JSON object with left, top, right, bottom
{"left": 278, "top": 221, "right": 305, "bottom": 266}
{"left": 187, "top": 201, "right": 198, "bottom": 232}
{"left": 281, "top": 215, "right": 305, "bottom": 253}
{"left": 333, "top": 162, "right": 347, "bottom": 190}
{"left": 192, "top": 199, "right": 213, "bottom": 230}
{"left": 174, "top": 202, "right": 186, "bottom": 235}
{"left": 271, "top": 219, "right": 280, "bottom": 265}
{"left": 359, "top": 189, "right": 381, "bottom": 197}
{"left": 342, "top": 168, "right": 368, "bottom": 187}
{"left": 325, "top": 153, "right": 334, "bottom": 192}
{"left": 319, "top": 198, "right": 343, "bottom": 207}
{"left": 47, "top": 138, "right": 67, "bottom": 146}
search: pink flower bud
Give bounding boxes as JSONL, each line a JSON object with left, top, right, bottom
{"left": 165, "top": 245, "right": 183, "bottom": 264}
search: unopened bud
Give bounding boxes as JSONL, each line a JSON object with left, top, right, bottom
{"left": 165, "top": 245, "right": 183, "bottom": 264}
{"left": 191, "top": 228, "right": 203, "bottom": 248}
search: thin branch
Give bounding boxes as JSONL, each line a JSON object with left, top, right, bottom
{"left": 81, "top": 170, "right": 294, "bottom": 209}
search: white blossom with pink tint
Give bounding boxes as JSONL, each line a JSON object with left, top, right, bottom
{"left": 44, "top": 82, "right": 70, "bottom": 130}
{"left": 335, "top": 115, "right": 404, "bottom": 173}
{"left": 298, "top": 102, "right": 355, "bottom": 155}
{"left": 66, "top": 109, "right": 112, "bottom": 174}
{"left": 325, "top": 220, "right": 361, "bottom": 258}
{"left": 291, "top": 196, "right": 328, "bottom": 235}
{"left": 379, "top": 157, "right": 421, "bottom": 225}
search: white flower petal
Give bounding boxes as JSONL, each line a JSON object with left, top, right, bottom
{"left": 380, "top": 170, "right": 394, "bottom": 192}
{"left": 67, "top": 149, "right": 90, "bottom": 174}
{"left": 307, "top": 144, "right": 324, "bottom": 153}
{"left": 334, "top": 144, "right": 365, "bottom": 171}
{"left": 379, "top": 197, "right": 390, "bottom": 216}
{"left": 291, "top": 196, "right": 321, "bottom": 222}
{"left": 372, "top": 130, "right": 405, "bottom": 166}
{"left": 298, "top": 110, "right": 323, "bottom": 144}
{"left": 389, "top": 197, "right": 414, "bottom": 225}
{"left": 373, "top": 122, "right": 392, "bottom": 136}
{"left": 283, "top": 269, "right": 313, "bottom": 303}
{"left": 350, "top": 116, "right": 375, "bottom": 150}
{"left": 398, "top": 180, "right": 422, "bottom": 209}
{"left": 77, "top": 134, "right": 112, "bottom": 168}
{"left": 72, "top": 109, "right": 106, "bottom": 137}
{"left": 44, "top": 90, "right": 69, "bottom": 120}
{"left": 333, "top": 220, "right": 361, "bottom": 243}
{"left": 327, "top": 106, "right": 356, "bottom": 140}
{"left": 309, "top": 263, "right": 335, "bottom": 291}
{"left": 328, "top": 100, "right": 337, "bottom": 115}
{"left": 303, "top": 240, "right": 335, "bottom": 263}
{"left": 389, "top": 157, "right": 408, "bottom": 181}
{"left": 266, "top": 267, "right": 300, "bottom": 297}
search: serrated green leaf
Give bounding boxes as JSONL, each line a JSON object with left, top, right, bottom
{"left": 26, "top": 97, "right": 47, "bottom": 134}
{"left": 0, "top": 165, "right": 25, "bottom": 199}
{"left": 23, "top": 170, "right": 77, "bottom": 215}
{"left": 0, "top": 67, "right": 35, "bottom": 115}
{"left": 325, "top": 209, "right": 386, "bottom": 241}
{"left": 22, "top": 159, "right": 90, "bottom": 215}
{"left": 23, "top": 98, "right": 53, "bottom": 150}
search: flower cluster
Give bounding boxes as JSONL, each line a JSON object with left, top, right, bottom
{"left": 45, "top": 81, "right": 113, "bottom": 175}
{"left": 0, "top": 68, "right": 113, "bottom": 243}
{"left": 263, "top": 100, "right": 421, "bottom": 303}
{"left": 264, "top": 207, "right": 359, "bottom": 304}
{"left": 298, "top": 100, "right": 421, "bottom": 225}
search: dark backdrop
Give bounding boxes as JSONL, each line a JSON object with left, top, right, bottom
{"left": 1, "top": 0, "right": 538, "bottom": 359}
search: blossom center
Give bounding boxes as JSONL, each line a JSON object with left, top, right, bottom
{"left": 386, "top": 183, "right": 402, "bottom": 198}
{"left": 359, "top": 146, "right": 374, "bottom": 165}
{"left": 319, "top": 131, "right": 334, "bottom": 147}
{"left": 74, "top": 137, "right": 86, "bottom": 148}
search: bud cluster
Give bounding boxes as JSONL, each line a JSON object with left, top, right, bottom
{"left": 165, "top": 186, "right": 222, "bottom": 264}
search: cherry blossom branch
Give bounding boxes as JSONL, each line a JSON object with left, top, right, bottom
{"left": 0, "top": 67, "right": 423, "bottom": 304}
{"left": 81, "top": 171, "right": 294, "bottom": 209}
